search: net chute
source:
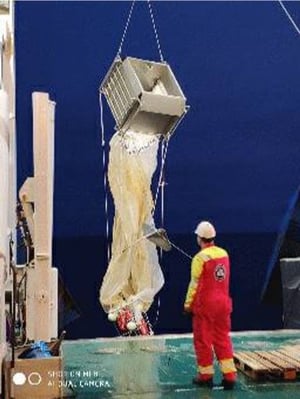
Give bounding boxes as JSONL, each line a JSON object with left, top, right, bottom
{"left": 99, "top": 130, "right": 164, "bottom": 334}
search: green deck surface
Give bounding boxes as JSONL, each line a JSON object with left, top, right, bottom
{"left": 62, "top": 331, "right": 300, "bottom": 398}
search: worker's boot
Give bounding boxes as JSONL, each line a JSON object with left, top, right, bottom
{"left": 192, "top": 375, "right": 213, "bottom": 388}
{"left": 222, "top": 372, "right": 237, "bottom": 390}
{"left": 221, "top": 379, "right": 235, "bottom": 390}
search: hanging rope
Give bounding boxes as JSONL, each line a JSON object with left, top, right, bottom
{"left": 116, "top": 0, "right": 165, "bottom": 62}
{"left": 278, "top": 1, "right": 300, "bottom": 36}
{"left": 99, "top": 92, "right": 111, "bottom": 262}
{"left": 160, "top": 139, "right": 166, "bottom": 229}
{"left": 147, "top": 0, "right": 165, "bottom": 62}
{"left": 168, "top": 239, "right": 193, "bottom": 260}
{"left": 153, "top": 137, "right": 170, "bottom": 216}
{"left": 159, "top": 140, "right": 166, "bottom": 260}
{"left": 117, "top": 0, "right": 136, "bottom": 58}
{"left": 151, "top": 296, "right": 161, "bottom": 328}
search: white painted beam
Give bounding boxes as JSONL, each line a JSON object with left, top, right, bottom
{"left": 26, "top": 92, "right": 56, "bottom": 341}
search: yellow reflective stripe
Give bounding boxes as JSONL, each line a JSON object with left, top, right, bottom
{"left": 184, "top": 254, "right": 204, "bottom": 307}
{"left": 198, "top": 365, "right": 214, "bottom": 374}
{"left": 219, "top": 358, "right": 237, "bottom": 373}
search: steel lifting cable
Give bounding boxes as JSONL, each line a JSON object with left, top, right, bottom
{"left": 99, "top": 92, "right": 111, "bottom": 262}
{"left": 154, "top": 297, "right": 161, "bottom": 326}
{"left": 168, "top": 240, "right": 192, "bottom": 260}
{"left": 153, "top": 137, "right": 170, "bottom": 216}
{"left": 160, "top": 140, "right": 166, "bottom": 229}
{"left": 147, "top": 0, "right": 165, "bottom": 62}
{"left": 152, "top": 137, "right": 194, "bottom": 262}
{"left": 116, "top": 0, "right": 165, "bottom": 62}
{"left": 159, "top": 140, "right": 166, "bottom": 260}
{"left": 278, "top": 1, "right": 300, "bottom": 36}
{"left": 116, "top": 0, "right": 137, "bottom": 58}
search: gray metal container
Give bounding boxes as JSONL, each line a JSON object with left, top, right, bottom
{"left": 100, "top": 57, "right": 188, "bottom": 136}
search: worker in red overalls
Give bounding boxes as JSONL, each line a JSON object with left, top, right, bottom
{"left": 184, "top": 221, "right": 237, "bottom": 390}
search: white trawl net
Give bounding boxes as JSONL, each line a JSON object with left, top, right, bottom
{"left": 99, "top": 130, "right": 164, "bottom": 316}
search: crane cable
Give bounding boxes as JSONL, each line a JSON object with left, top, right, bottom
{"left": 116, "top": 0, "right": 165, "bottom": 62}
{"left": 278, "top": 1, "right": 300, "bottom": 36}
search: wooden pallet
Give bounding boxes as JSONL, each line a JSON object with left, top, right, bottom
{"left": 234, "top": 346, "right": 300, "bottom": 381}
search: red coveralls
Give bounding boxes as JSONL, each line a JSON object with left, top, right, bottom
{"left": 184, "top": 243, "right": 236, "bottom": 382}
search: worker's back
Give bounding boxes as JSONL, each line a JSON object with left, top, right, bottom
{"left": 193, "top": 245, "right": 231, "bottom": 313}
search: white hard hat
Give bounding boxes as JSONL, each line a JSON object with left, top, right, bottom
{"left": 194, "top": 221, "right": 216, "bottom": 239}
